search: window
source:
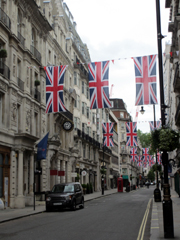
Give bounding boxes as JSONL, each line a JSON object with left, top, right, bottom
{"left": 87, "top": 126, "right": 90, "bottom": 136}
{"left": 83, "top": 144, "right": 86, "bottom": 158}
{"left": 82, "top": 81, "right": 84, "bottom": 94}
{"left": 34, "top": 112, "right": 38, "bottom": 136}
{"left": 17, "top": 9, "right": 22, "bottom": 34}
{"left": 84, "top": 103, "right": 87, "bottom": 116}
{"left": 32, "top": 28, "right": 35, "bottom": 47}
{"left": 92, "top": 113, "right": 96, "bottom": 124}
{"left": 74, "top": 72, "right": 77, "bottom": 85}
{"left": 48, "top": 50, "right": 51, "bottom": 62}
{"left": 122, "top": 133, "right": 124, "bottom": 140}
{"left": 54, "top": 55, "right": 57, "bottom": 65}
{"left": 87, "top": 86, "right": 89, "bottom": 99}
{"left": 121, "top": 122, "right": 124, "bottom": 129}
{"left": 87, "top": 107, "right": 90, "bottom": 118}
{"left": 74, "top": 117, "right": 77, "bottom": 129}
{"left": 82, "top": 123, "right": 85, "bottom": 132}
{"left": 93, "top": 131, "right": 96, "bottom": 139}
{"left": 77, "top": 95, "right": 80, "bottom": 109}
{"left": 110, "top": 101, "right": 114, "bottom": 108}
{"left": 82, "top": 102, "right": 85, "bottom": 114}
{"left": 74, "top": 99, "right": 77, "bottom": 108}
{"left": 0, "top": 92, "right": 4, "bottom": 127}
{"left": 0, "top": 154, "right": 3, "bottom": 197}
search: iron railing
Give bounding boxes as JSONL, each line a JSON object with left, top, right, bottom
{"left": 0, "top": 8, "right": 11, "bottom": 30}
{"left": 17, "top": 32, "right": 25, "bottom": 47}
{"left": 30, "top": 45, "right": 41, "bottom": 62}
{"left": 0, "top": 62, "right": 10, "bottom": 80}
{"left": 17, "top": 77, "right": 24, "bottom": 91}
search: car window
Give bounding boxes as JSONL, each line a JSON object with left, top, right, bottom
{"left": 51, "top": 184, "right": 74, "bottom": 193}
{"left": 75, "top": 184, "right": 81, "bottom": 191}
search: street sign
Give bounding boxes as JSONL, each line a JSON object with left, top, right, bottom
{"left": 81, "top": 170, "right": 86, "bottom": 176}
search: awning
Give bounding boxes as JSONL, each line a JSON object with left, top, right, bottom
{"left": 122, "top": 175, "right": 129, "bottom": 179}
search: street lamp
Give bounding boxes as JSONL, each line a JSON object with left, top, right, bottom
{"left": 140, "top": 106, "right": 145, "bottom": 115}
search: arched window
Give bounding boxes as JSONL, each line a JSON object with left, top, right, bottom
{"left": 0, "top": 154, "right": 3, "bottom": 198}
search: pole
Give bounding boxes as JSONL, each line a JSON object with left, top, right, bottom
{"left": 153, "top": 105, "right": 161, "bottom": 202}
{"left": 33, "top": 158, "right": 35, "bottom": 210}
{"left": 155, "top": 0, "right": 174, "bottom": 237}
{"left": 102, "top": 141, "right": 104, "bottom": 195}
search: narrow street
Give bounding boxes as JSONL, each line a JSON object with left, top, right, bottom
{"left": 0, "top": 187, "right": 154, "bottom": 240}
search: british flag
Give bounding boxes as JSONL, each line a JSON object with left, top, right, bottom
{"left": 88, "top": 61, "right": 111, "bottom": 109}
{"left": 142, "top": 148, "right": 150, "bottom": 162}
{"left": 130, "top": 148, "right": 138, "bottom": 162}
{"left": 44, "top": 66, "right": 67, "bottom": 113}
{"left": 133, "top": 55, "right": 158, "bottom": 106}
{"left": 149, "top": 121, "right": 161, "bottom": 131}
{"left": 137, "top": 156, "right": 142, "bottom": 167}
{"left": 126, "top": 122, "right": 138, "bottom": 147}
{"left": 157, "top": 152, "right": 162, "bottom": 165}
{"left": 102, "top": 122, "right": 114, "bottom": 147}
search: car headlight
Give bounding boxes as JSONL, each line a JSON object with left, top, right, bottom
{"left": 66, "top": 195, "right": 72, "bottom": 200}
{"left": 46, "top": 197, "right": 51, "bottom": 201}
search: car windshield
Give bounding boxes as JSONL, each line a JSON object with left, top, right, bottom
{"left": 51, "top": 185, "right": 74, "bottom": 193}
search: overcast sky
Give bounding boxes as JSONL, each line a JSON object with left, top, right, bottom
{"left": 64, "top": 0, "right": 171, "bottom": 133}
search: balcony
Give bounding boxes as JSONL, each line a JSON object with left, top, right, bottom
{"left": 0, "top": 8, "right": 11, "bottom": 30}
{"left": 18, "top": 32, "right": 25, "bottom": 47}
{"left": 30, "top": 45, "right": 41, "bottom": 62}
{"left": 173, "top": 62, "right": 180, "bottom": 93}
{"left": 0, "top": 62, "right": 10, "bottom": 80}
{"left": 31, "top": 88, "right": 41, "bottom": 102}
{"left": 175, "top": 101, "right": 180, "bottom": 126}
{"left": 17, "top": 77, "right": 24, "bottom": 91}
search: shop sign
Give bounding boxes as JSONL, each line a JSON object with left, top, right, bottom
{"left": 71, "top": 172, "right": 77, "bottom": 177}
{"left": 109, "top": 175, "right": 113, "bottom": 179}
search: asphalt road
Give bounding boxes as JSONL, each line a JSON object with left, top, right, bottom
{"left": 0, "top": 186, "right": 154, "bottom": 240}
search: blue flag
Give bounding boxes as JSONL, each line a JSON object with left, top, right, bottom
{"left": 37, "top": 132, "right": 49, "bottom": 161}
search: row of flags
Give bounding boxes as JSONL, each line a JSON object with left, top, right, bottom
{"left": 130, "top": 148, "right": 162, "bottom": 167}
{"left": 43, "top": 54, "right": 158, "bottom": 114}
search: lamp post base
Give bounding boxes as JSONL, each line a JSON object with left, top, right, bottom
{"left": 163, "top": 199, "right": 174, "bottom": 238}
{"left": 154, "top": 188, "right": 161, "bottom": 202}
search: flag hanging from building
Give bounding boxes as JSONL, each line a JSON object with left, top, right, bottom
{"left": 102, "top": 122, "right": 114, "bottom": 147}
{"left": 44, "top": 65, "right": 67, "bottom": 113}
{"left": 149, "top": 121, "right": 161, "bottom": 131}
{"left": 130, "top": 148, "right": 138, "bottom": 162}
{"left": 137, "top": 156, "right": 142, "bottom": 167}
{"left": 133, "top": 55, "right": 158, "bottom": 106}
{"left": 126, "top": 122, "right": 138, "bottom": 147}
{"left": 37, "top": 132, "right": 49, "bottom": 161}
{"left": 88, "top": 61, "right": 111, "bottom": 109}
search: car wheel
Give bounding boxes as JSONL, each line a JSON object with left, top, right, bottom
{"left": 79, "top": 198, "right": 84, "bottom": 209}
{"left": 46, "top": 206, "right": 52, "bottom": 212}
{"left": 71, "top": 200, "right": 76, "bottom": 211}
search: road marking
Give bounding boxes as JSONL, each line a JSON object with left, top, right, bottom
{"left": 151, "top": 227, "right": 159, "bottom": 229}
{"left": 137, "top": 198, "right": 152, "bottom": 240}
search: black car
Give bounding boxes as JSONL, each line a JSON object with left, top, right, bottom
{"left": 46, "top": 182, "right": 84, "bottom": 211}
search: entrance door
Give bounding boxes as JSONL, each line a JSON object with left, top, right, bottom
{"left": 0, "top": 153, "right": 10, "bottom": 206}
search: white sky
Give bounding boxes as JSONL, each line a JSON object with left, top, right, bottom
{"left": 64, "top": 0, "right": 171, "bottom": 133}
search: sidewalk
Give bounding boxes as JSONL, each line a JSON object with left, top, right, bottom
{"left": 150, "top": 188, "right": 180, "bottom": 240}
{"left": 0, "top": 188, "right": 117, "bottom": 224}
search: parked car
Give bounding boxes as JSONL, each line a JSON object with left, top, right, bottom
{"left": 46, "top": 182, "right": 84, "bottom": 212}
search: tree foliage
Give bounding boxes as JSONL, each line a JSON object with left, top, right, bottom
{"left": 147, "top": 169, "right": 155, "bottom": 182}
{"left": 137, "top": 129, "right": 151, "bottom": 148}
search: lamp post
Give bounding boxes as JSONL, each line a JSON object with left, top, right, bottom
{"left": 155, "top": 0, "right": 174, "bottom": 238}
{"left": 153, "top": 104, "right": 161, "bottom": 202}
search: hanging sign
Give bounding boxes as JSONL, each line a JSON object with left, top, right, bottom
{"left": 81, "top": 170, "right": 87, "bottom": 176}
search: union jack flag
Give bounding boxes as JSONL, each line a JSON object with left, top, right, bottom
{"left": 88, "top": 61, "right": 111, "bottom": 109}
{"left": 44, "top": 66, "right": 67, "bottom": 113}
{"left": 133, "top": 55, "right": 158, "bottom": 106}
{"left": 126, "top": 122, "right": 138, "bottom": 146}
{"left": 149, "top": 121, "right": 161, "bottom": 131}
{"left": 142, "top": 148, "right": 150, "bottom": 162}
{"left": 157, "top": 152, "right": 162, "bottom": 165}
{"left": 102, "top": 122, "right": 114, "bottom": 147}
{"left": 130, "top": 148, "right": 138, "bottom": 162}
{"left": 137, "top": 156, "right": 142, "bottom": 167}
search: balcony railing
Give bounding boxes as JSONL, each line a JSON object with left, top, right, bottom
{"left": 0, "top": 8, "right": 11, "bottom": 30}
{"left": 17, "top": 77, "right": 24, "bottom": 91}
{"left": 18, "top": 32, "right": 25, "bottom": 47}
{"left": 0, "top": 62, "right": 10, "bottom": 80}
{"left": 30, "top": 45, "right": 41, "bottom": 62}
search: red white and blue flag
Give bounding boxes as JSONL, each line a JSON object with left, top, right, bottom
{"left": 142, "top": 148, "right": 150, "bottom": 162}
{"left": 149, "top": 121, "right": 161, "bottom": 131}
{"left": 130, "top": 148, "right": 138, "bottom": 162}
{"left": 137, "top": 156, "right": 142, "bottom": 167}
{"left": 102, "top": 122, "right": 114, "bottom": 147}
{"left": 126, "top": 122, "right": 138, "bottom": 147}
{"left": 44, "top": 66, "right": 67, "bottom": 113}
{"left": 133, "top": 55, "right": 158, "bottom": 106}
{"left": 88, "top": 61, "right": 111, "bottom": 109}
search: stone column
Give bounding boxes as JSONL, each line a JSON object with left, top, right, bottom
{"left": 29, "top": 152, "right": 34, "bottom": 196}
{"left": 57, "top": 159, "right": 60, "bottom": 184}
{"left": 9, "top": 149, "right": 16, "bottom": 208}
{"left": 15, "top": 149, "right": 25, "bottom": 208}
{"left": 61, "top": 160, "right": 65, "bottom": 183}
